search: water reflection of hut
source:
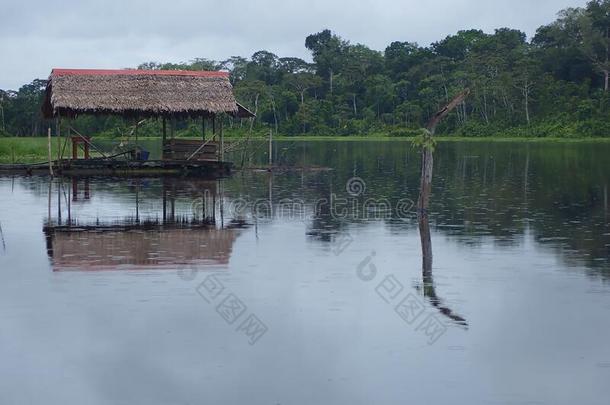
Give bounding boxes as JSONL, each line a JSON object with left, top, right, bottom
{"left": 43, "top": 177, "right": 247, "bottom": 271}
{"left": 44, "top": 224, "right": 239, "bottom": 271}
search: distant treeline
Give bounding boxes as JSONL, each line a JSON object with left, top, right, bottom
{"left": 2, "top": 0, "right": 610, "bottom": 138}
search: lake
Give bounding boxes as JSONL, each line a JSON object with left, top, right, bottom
{"left": 0, "top": 140, "right": 609, "bottom": 404}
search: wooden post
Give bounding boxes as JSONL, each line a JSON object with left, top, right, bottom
{"left": 220, "top": 118, "right": 224, "bottom": 161}
{"left": 72, "top": 137, "right": 78, "bottom": 160}
{"left": 56, "top": 115, "right": 61, "bottom": 163}
{"left": 47, "top": 127, "right": 54, "bottom": 176}
{"left": 134, "top": 119, "right": 139, "bottom": 159}
{"left": 202, "top": 116, "right": 206, "bottom": 141}
{"left": 268, "top": 128, "right": 273, "bottom": 167}
{"left": 162, "top": 117, "right": 167, "bottom": 160}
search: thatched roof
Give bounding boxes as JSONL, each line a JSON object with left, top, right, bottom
{"left": 42, "top": 68, "right": 254, "bottom": 119}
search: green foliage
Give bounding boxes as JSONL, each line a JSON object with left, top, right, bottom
{"left": 411, "top": 129, "right": 437, "bottom": 151}
{"left": 2, "top": 1, "right": 610, "bottom": 139}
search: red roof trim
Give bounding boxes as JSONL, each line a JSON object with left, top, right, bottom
{"left": 51, "top": 68, "right": 229, "bottom": 78}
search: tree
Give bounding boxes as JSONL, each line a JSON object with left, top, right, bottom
{"left": 221, "top": 56, "right": 249, "bottom": 84}
{"left": 305, "top": 29, "right": 348, "bottom": 94}
{"left": 513, "top": 49, "right": 538, "bottom": 124}
{"left": 583, "top": 0, "right": 610, "bottom": 90}
{"left": 286, "top": 73, "right": 321, "bottom": 106}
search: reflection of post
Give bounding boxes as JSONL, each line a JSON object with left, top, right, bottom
{"left": 72, "top": 178, "right": 78, "bottom": 201}
{"left": 162, "top": 182, "right": 167, "bottom": 224}
{"left": 420, "top": 213, "right": 433, "bottom": 274}
{"left": 57, "top": 180, "right": 62, "bottom": 225}
{"left": 524, "top": 149, "right": 530, "bottom": 200}
{"left": 135, "top": 180, "right": 140, "bottom": 223}
{"left": 170, "top": 183, "right": 175, "bottom": 221}
{"left": 84, "top": 178, "right": 90, "bottom": 200}
{"left": 268, "top": 172, "right": 273, "bottom": 218}
{"left": 66, "top": 182, "right": 71, "bottom": 224}
{"left": 604, "top": 184, "right": 608, "bottom": 216}
{"left": 420, "top": 216, "right": 468, "bottom": 327}
{"left": 47, "top": 179, "right": 52, "bottom": 225}
{"left": 219, "top": 180, "right": 224, "bottom": 228}
{"left": 201, "top": 190, "right": 207, "bottom": 223}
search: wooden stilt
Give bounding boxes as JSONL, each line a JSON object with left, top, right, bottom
{"left": 268, "top": 128, "right": 273, "bottom": 167}
{"left": 56, "top": 115, "right": 61, "bottom": 163}
{"left": 220, "top": 118, "right": 224, "bottom": 162}
{"left": 134, "top": 119, "right": 139, "bottom": 159}
{"left": 47, "top": 127, "right": 54, "bottom": 176}
{"left": 162, "top": 117, "right": 167, "bottom": 160}
{"left": 202, "top": 116, "right": 206, "bottom": 140}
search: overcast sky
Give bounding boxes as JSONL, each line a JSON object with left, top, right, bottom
{"left": 0, "top": 0, "right": 588, "bottom": 90}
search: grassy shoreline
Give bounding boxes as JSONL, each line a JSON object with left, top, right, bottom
{"left": 2, "top": 135, "right": 610, "bottom": 163}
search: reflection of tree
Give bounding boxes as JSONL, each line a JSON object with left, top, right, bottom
{"left": 0, "top": 221, "right": 6, "bottom": 253}
{"left": 420, "top": 215, "right": 468, "bottom": 327}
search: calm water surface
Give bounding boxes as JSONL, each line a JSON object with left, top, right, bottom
{"left": 1, "top": 140, "right": 609, "bottom": 404}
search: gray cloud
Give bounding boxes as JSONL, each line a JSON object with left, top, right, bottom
{"left": 0, "top": 0, "right": 588, "bottom": 90}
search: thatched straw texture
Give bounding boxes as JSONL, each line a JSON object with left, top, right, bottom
{"left": 42, "top": 69, "right": 246, "bottom": 118}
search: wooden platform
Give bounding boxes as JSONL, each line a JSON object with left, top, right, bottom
{"left": 0, "top": 158, "right": 233, "bottom": 177}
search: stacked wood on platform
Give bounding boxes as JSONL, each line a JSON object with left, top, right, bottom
{"left": 162, "top": 139, "right": 218, "bottom": 161}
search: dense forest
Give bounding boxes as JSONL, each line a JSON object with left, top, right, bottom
{"left": 1, "top": 0, "right": 610, "bottom": 138}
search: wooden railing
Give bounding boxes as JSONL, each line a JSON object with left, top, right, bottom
{"left": 162, "top": 139, "right": 218, "bottom": 161}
